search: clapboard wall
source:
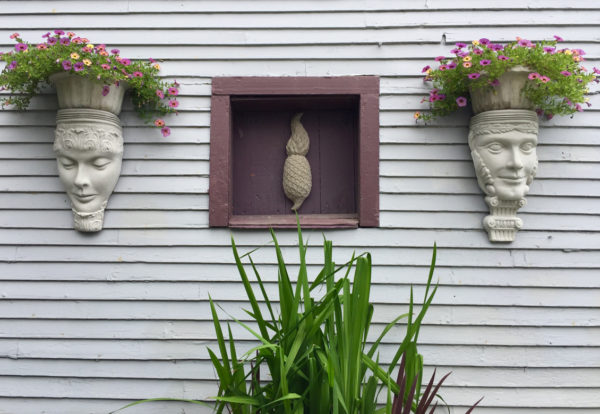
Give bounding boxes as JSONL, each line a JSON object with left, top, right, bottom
{"left": 0, "top": 1, "right": 599, "bottom": 413}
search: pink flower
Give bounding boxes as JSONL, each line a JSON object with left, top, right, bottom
{"left": 47, "top": 37, "right": 57, "bottom": 45}
{"left": 167, "top": 87, "right": 179, "bottom": 96}
{"left": 554, "top": 35, "right": 564, "bottom": 42}
{"left": 54, "top": 29, "right": 65, "bottom": 35}
{"left": 455, "top": 42, "right": 467, "bottom": 48}
{"left": 540, "top": 76, "right": 550, "bottom": 83}
{"left": 72, "top": 37, "right": 82, "bottom": 44}
{"left": 489, "top": 44, "right": 504, "bottom": 51}
{"left": 37, "top": 43, "right": 48, "bottom": 50}
{"left": 456, "top": 96, "right": 467, "bottom": 107}
{"left": 156, "top": 89, "right": 165, "bottom": 99}
{"left": 73, "top": 62, "right": 84, "bottom": 72}
{"left": 544, "top": 47, "right": 556, "bottom": 54}
{"left": 518, "top": 39, "right": 530, "bottom": 47}
{"left": 42, "top": 32, "right": 51, "bottom": 38}
{"left": 149, "top": 57, "right": 156, "bottom": 63}
{"left": 15, "top": 43, "right": 28, "bottom": 52}
{"left": 7, "top": 61, "right": 17, "bottom": 70}
{"left": 120, "top": 58, "right": 131, "bottom": 66}
{"left": 450, "top": 48, "right": 461, "bottom": 54}
{"left": 457, "top": 51, "right": 469, "bottom": 58}
{"left": 434, "top": 56, "right": 445, "bottom": 62}
{"left": 489, "top": 79, "right": 500, "bottom": 86}
{"left": 560, "top": 71, "right": 572, "bottom": 76}
{"left": 168, "top": 99, "right": 179, "bottom": 108}
{"left": 468, "top": 73, "right": 481, "bottom": 80}
{"left": 161, "top": 126, "right": 171, "bottom": 137}
{"left": 102, "top": 85, "right": 110, "bottom": 96}
{"left": 439, "top": 64, "right": 448, "bottom": 71}
{"left": 422, "top": 65, "right": 431, "bottom": 73}
{"left": 479, "top": 38, "right": 490, "bottom": 46}
{"left": 575, "top": 104, "right": 583, "bottom": 112}
{"left": 528, "top": 73, "right": 540, "bottom": 80}
{"left": 133, "top": 71, "right": 143, "bottom": 77}
{"left": 111, "top": 48, "right": 120, "bottom": 55}
{"left": 473, "top": 48, "right": 483, "bottom": 55}
{"left": 593, "top": 67, "right": 600, "bottom": 74}
{"left": 60, "top": 37, "right": 70, "bottom": 46}
{"left": 447, "top": 61, "right": 457, "bottom": 69}
{"left": 154, "top": 119, "right": 165, "bottom": 127}
{"left": 9, "top": 33, "right": 19, "bottom": 39}
{"left": 101, "top": 64, "right": 111, "bottom": 70}
{"left": 62, "top": 60, "right": 72, "bottom": 70}
{"left": 479, "top": 59, "right": 491, "bottom": 66}
{"left": 497, "top": 55, "right": 509, "bottom": 61}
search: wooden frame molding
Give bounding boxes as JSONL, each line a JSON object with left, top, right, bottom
{"left": 209, "top": 76, "right": 380, "bottom": 228}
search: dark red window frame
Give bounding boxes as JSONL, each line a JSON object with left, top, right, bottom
{"left": 209, "top": 76, "right": 379, "bottom": 228}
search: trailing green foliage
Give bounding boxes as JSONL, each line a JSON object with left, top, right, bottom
{"left": 415, "top": 36, "right": 599, "bottom": 121}
{"left": 209, "top": 224, "right": 442, "bottom": 413}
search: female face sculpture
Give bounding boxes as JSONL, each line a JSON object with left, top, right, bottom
{"left": 471, "top": 129, "right": 538, "bottom": 200}
{"left": 54, "top": 127, "right": 123, "bottom": 231}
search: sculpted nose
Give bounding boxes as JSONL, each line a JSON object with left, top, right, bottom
{"left": 507, "top": 146, "right": 524, "bottom": 170}
{"left": 73, "top": 165, "right": 90, "bottom": 189}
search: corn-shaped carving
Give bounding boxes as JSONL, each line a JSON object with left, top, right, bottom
{"left": 283, "top": 112, "right": 312, "bottom": 210}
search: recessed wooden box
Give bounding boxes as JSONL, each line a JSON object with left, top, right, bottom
{"left": 210, "top": 77, "right": 379, "bottom": 228}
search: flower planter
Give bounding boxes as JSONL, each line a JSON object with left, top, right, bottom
{"left": 50, "top": 74, "right": 127, "bottom": 232}
{"left": 469, "top": 66, "right": 534, "bottom": 113}
{"left": 469, "top": 110, "right": 539, "bottom": 242}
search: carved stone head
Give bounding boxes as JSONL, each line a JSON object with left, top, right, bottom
{"left": 468, "top": 110, "right": 539, "bottom": 202}
{"left": 54, "top": 109, "right": 124, "bottom": 232}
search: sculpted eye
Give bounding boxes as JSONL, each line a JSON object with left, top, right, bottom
{"left": 58, "top": 157, "right": 75, "bottom": 169}
{"left": 520, "top": 142, "right": 536, "bottom": 152}
{"left": 486, "top": 142, "right": 503, "bottom": 153}
{"left": 92, "top": 158, "right": 112, "bottom": 169}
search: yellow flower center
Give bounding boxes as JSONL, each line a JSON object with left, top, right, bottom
{"left": 463, "top": 56, "right": 472, "bottom": 62}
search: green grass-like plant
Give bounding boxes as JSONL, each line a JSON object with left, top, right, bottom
{"left": 209, "top": 224, "right": 440, "bottom": 414}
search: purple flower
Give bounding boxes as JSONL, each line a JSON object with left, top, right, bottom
{"left": 73, "top": 62, "right": 84, "bottom": 72}
{"left": 422, "top": 65, "right": 431, "bottom": 73}
{"left": 47, "top": 37, "right": 57, "bottom": 45}
{"left": 497, "top": 55, "right": 509, "bottom": 61}
{"left": 479, "top": 59, "right": 491, "bottom": 66}
{"left": 168, "top": 99, "right": 179, "bottom": 108}
{"left": 447, "top": 61, "right": 457, "bottom": 69}
{"left": 543, "top": 46, "right": 556, "bottom": 54}
{"left": 439, "top": 64, "right": 448, "bottom": 71}
{"left": 156, "top": 89, "right": 165, "bottom": 99}
{"left": 120, "top": 58, "right": 131, "bottom": 66}
{"left": 450, "top": 48, "right": 461, "bottom": 54}
{"left": 593, "top": 67, "right": 600, "bottom": 74}
{"left": 560, "top": 70, "right": 572, "bottom": 76}
{"left": 7, "top": 61, "right": 17, "bottom": 70}
{"left": 468, "top": 73, "right": 481, "bottom": 79}
{"left": 434, "top": 56, "right": 445, "bottom": 62}
{"left": 436, "top": 94, "right": 446, "bottom": 101}
{"left": 456, "top": 96, "right": 467, "bottom": 107}
{"left": 575, "top": 103, "right": 583, "bottom": 112}
{"left": 62, "top": 60, "right": 72, "bottom": 70}
{"left": 60, "top": 37, "right": 70, "bottom": 46}
{"left": 455, "top": 42, "right": 467, "bottom": 48}
{"left": 573, "top": 48, "right": 586, "bottom": 56}
{"left": 457, "top": 51, "right": 469, "bottom": 58}
{"left": 473, "top": 48, "right": 483, "bottom": 55}
{"left": 42, "top": 32, "right": 51, "bottom": 38}
{"left": 15, "top": 43, "right": 28, "bottom": 52}
{"left": 54, "top": 29, "right": 65, "bottom": 35}
{"left": 489, "top": 44, "right": 504, "bottom": 51}
{"left": 161, "top": 126, "right": 171, "bottom": 137}
{"left": 554, "top": 35, "right": 564, "bottom": 42}
{"left": 111, "top": 48, "right": 120, "bottom": 55}
{"left": 479, "top": 38, "right": 490, "bottom": 45}
{"left": 518, "top": 39, "right": 530, "bottom": 47}
{"left": 133, "top": 71, "right": 143, "bottom": 77}
{"left": 102, "top": 85, "right": 110, "bottom": 96}
{"left": 489, "top": 79, "right": 500, "bottom": 86}
{"left": 167, "top": 87, "right": 179, "bottom": 96}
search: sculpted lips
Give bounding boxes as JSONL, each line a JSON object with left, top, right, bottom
{"left": 74, "top": 193, "right": 97, "bottom": 203}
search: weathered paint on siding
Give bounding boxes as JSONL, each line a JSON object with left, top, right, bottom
{"left": 0, "top": 1, "right": 598, "bottom": 413}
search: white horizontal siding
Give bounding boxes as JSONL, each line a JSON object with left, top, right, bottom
{"left": 0, "top": 1, "right": 598, "bottom": 413}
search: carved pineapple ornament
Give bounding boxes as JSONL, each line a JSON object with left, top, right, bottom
{"left": 282, "top": 112, "right": 312, "bottom": 210}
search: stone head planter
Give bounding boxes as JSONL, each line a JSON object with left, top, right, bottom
{"left": 50, "top": 73, "right": 128, "bottom": 232}
{"left": 469, "top": 110, "right": 539, "bottom": 242}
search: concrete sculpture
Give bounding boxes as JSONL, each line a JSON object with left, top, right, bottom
{"left": 283, "top": 112, "right": 312, "bottom": 210}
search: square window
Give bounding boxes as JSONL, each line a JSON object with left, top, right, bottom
{"left": 209, "top": 77, "right": 379, "bottom": 228}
